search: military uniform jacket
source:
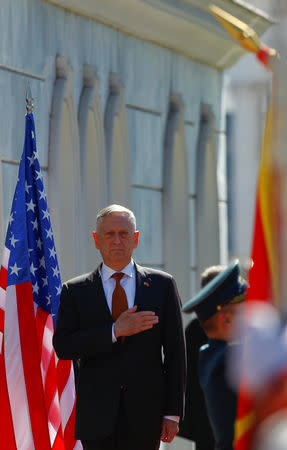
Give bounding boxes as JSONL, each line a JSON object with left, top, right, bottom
{"left": 178, "top": 319, "right": 215, "bottom": 449}
{"left": 198, "top": 339, "right": 237, "bottom": 450}
{"left": 53, "top": 263, "right": 186, "bottom": 440}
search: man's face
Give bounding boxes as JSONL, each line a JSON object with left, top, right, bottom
{"left": 229, "top": 302, "right": 244, "bottom": 322}
{"left": 222, "top": 302, "right": 244, "bottom": 340}
{"left": 93, "top": 212, "right": 139, "bottom": 270}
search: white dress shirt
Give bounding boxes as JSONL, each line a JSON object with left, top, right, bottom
{"left": 100, "top": 260, "right": 136, "bottom": 313}
{"left": 100, "top": 259, "right": 179, "bottom": 423}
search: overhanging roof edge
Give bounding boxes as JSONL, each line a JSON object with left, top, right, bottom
{"left": 43, "top": 0, "right": 273, "bottom": 69}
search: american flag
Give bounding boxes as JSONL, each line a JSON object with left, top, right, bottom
{"left": 0, "top": 112, "right": 81, "bottom": 449}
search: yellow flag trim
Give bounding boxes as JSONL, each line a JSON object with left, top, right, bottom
{"left": 258, "top": 100, "right": 279, "bottom": 300}
{"left": 234, "top": 411, "right": 256, "bottom": 442}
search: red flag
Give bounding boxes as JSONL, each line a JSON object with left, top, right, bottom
{"left": 234, "top": 99, "right": 280, "bottom": 448}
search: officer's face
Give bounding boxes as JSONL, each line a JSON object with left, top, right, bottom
{"left": 230, "top": 302, "right": 244, "bottom": 320}
{"left": 93, "top": 213, "right": 139, "bottom": 270}
{"left": 225, "top": 302, "right": 244, "bottom": 339}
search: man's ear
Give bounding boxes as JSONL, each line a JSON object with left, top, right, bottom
{"left": 93, "top": 231, "right": 99, "bottom": 249}
{"left": 133, "top": 230, "right": 140, "bottom": 249}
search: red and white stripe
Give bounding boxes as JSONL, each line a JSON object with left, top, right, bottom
{"left": 0, "top": 246, "right": 80, "bottom": 449}
{"left": 0, "top": 246, "right": 9, "bottom": 353}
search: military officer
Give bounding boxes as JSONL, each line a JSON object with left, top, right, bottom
{"left": 182, "top": 260, "right": 247, "bottom": 450}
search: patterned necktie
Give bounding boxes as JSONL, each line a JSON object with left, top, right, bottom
{"left": 111, "top": 272, "right": 128, "bottom": 321}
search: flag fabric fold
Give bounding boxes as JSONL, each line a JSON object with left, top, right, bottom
{"left": 234, "top": 96, "right": 279, "bottom": 449}
{"left": 0, "top": 113, "right": 80, "bottom": 449}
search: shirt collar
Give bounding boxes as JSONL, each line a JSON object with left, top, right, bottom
{"left": 101, "top": 260, "right": 135, "bottom": 282}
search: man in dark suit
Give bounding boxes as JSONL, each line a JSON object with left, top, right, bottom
{"left": 53, "top": 204, "right": 186, "bottom": 450}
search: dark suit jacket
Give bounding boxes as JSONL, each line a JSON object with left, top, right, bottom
{"left": 53, "top": 263, "right": 186, "bottom": 440}
{"left": 199, "top": 339, "right": 237, "bottom": 450}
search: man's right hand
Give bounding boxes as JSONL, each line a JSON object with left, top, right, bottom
{"left": 114, "top": 306, "right": 159, "bottom": 338}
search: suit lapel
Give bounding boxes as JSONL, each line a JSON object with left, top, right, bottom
{"left": 89, "top": 264, "right": 113, "bottom": 320}
{"left": 90, "top": 262, "right": 153, "bottom": 315}
{"left": 134, "top": 263, "right": 152, "bottom": 308}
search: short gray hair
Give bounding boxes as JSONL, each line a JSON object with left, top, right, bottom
{"left": 96, "top": 204, "right": 137, "bottom": 231}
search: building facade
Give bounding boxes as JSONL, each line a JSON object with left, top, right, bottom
{"left": 0, "top": 0, "right": 270, "bottom": 448}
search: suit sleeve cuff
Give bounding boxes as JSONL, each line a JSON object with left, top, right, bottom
{"left": 163, "top": 415, "right": 180, "bottom": 423}
{"left": 112, "top": 324, "right": 117, "bottom": 343}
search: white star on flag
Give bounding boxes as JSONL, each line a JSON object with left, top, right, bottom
{"left": 39, "top": 190, "right": 46, "bottom": 201}
{"left": 9, "top": 262, "right": 22, "bottom": 276}
{"left": 8, "top": 212, "right": 14, "bottom": 226}
{"left": 45, "top": 228, "right": 53, "bottom": 240}
{"left": 31, "top": 218, "right": 38, "bottom": 230}
{"left": 25, "top": 181, "right": 32, "bottom": 193}
{"left": 52, "top": 266, "right": 60, "bottom": 279}
{"left": 26, "top": 198, "right": 36, "bottom": 212}
{"left": 49, "top": 247, "right": 57, "bottom": 259}
{"left": 30, "top": 262, "right": 38, "bottom": 277}
{"left": 35, "top": 170, "right": 43, "bottom": 182}
{"left": 55, "top": 285, "right": 62, "bottom": 296}
{"left": 33, "top": 150, "right": 39, "bottom": 160}
{"left": 39, "top": 256, "right": 46, "bottom": 268}
{"left": 42, "top": 209, "right": 50, "bottom": 221}
{"left": 27, "top": 155, "right": 34, "bottom": 166}
{"left": 32, "top": 282, "right": 39, "bottom": 295}
{"left": 9, "top": 234, "right": 19, "bottom": 248}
